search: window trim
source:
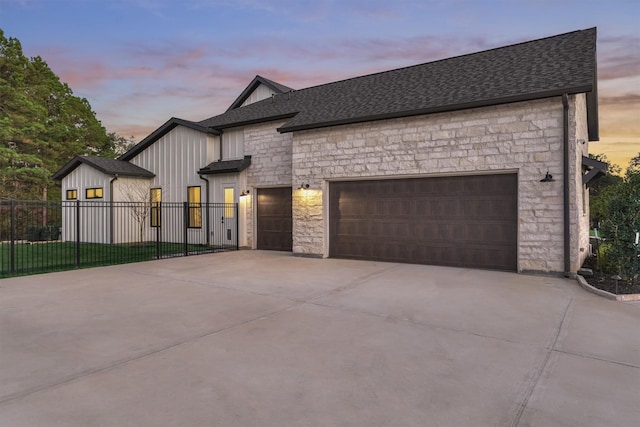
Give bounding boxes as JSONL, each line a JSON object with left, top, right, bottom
{"left": 86, "top": 187, "right": 103, "bottom": 199}
{"left": 66, "top": 189, "right": 78, "bottom": 200}
{"left": 187, "top": 186, "right": 202, "bottom": 228}
{"left": 150, "top": 188, "right": 162, "bottom": 228}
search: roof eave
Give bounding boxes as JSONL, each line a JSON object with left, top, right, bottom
{"left": 119, "top": 118, "right": 220, "bottom": 161}
{"left": 212, "top": 112, "right": 299, "bottom": 131}
{"left": 278, "top": 86, "right": 594, "bottom": 133}
{"left": 198, "top": 156, "right": 252, "bottom": 175}
{"left": 52, "top": 156, "right": 155, "bottom": 180}
{"left": 226, "top": 76, "right": 294, "bottom": 112}
{"left": 51, "top": 156, "right": 83, "bottom": 181}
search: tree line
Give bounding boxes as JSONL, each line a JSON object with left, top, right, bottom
{"left": 0, "top": 29, "right": 134, "bottom": 201}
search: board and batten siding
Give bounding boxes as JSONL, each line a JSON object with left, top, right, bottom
{"left": 61, "top": 163, "right": 112, "bottom": 243}
{"left": 129, "top": 126, "right": 217, "bottom": 203}
{"left": 240, "top": 83, "right": 278, "bottom": 107}
{"left": 221, "top": 127, "right": 245, "bottom": 160}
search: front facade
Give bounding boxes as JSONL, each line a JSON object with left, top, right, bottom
{"left": 53, "top": 28, "right": 604, "bottom": 275}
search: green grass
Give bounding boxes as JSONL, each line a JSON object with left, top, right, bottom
{"left": 0, "top": 241, "right": 220, "bottom": 278}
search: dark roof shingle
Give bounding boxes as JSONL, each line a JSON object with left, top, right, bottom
{"left": 199, "top": 28, "right": 598, "bottom": 139}
{"left": 226, "top": 75, "right": 295, "bottom": 111}
{"left": 52, "top": 156, "right": 155, "bottom": 181}
{"left": 198, "top": 156, "right": 252, "bottom": 175}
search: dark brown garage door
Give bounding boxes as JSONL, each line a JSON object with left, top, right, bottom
{"left": 329, "top": 174, "right": 517, "bottom": 270}
{"left": 257, "top": 187, "right": 292, "bottom": 251}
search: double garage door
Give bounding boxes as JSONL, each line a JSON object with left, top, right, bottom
{"left": 329, "top": 174, "right": 518, "bottom": 271}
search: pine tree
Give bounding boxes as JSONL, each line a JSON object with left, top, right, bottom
{"left": 0, "top": 29, "right": 116, "bottom": 200}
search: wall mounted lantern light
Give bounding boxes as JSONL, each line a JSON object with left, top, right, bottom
{"left": 540, "top": 171, "right": 555, "bottom": 182}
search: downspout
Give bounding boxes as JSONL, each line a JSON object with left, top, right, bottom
{"left": 218, "top": 129, "right": 224, "bottom": 162}
{"left": 109, "top": 174, "right": 118, "bottom": 244}
{"left": 199, "top": 173, "right": 210, "bottom": 247}
{"left": 562, "top": 94, "right": 570, "bottom": 277}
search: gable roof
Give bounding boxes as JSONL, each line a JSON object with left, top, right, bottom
{"left": 119, "top": 117, "right": 220, "bottom": 161}
{"left": 199, "top": 28, "right": 598, "bottom": 140}
{"left": 52, "top": 155, "right": 155, "bottom": 181}
{"left": 226, "top": 75, "right": 295, "bottom": 111}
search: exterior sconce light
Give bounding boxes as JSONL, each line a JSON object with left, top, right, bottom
{"left": 299, "top": 183, "right": 309, "bottom": 190}
{"left": 540, "top": 171, "right": 555, "bottom": 182}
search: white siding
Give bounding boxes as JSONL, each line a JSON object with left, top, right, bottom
{"left": 111, "top": 177, "right": 154, "bottom": 244}
{"left": 61, "top": 164, "right": 111, "bottom": 243}
{"left": 240, "top": 83, "right": 277, "bottom": 107}
{"left": 221, "top": 127, "right": 244, "bottom": 160}
{"left": 129, "top": 126, "right": 213, "bottom": 203}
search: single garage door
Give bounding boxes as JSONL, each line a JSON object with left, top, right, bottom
{"left": 257, "top": 187, "right": 292, "bottom": 251}
{"left": 329, "top": 174, "right": 517, "bottom": 270}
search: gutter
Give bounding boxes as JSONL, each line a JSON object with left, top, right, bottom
{"left": 562, "top": 94, "right": 570, "bottom": 277}
{"left": 199, "top": 174, "right": 210, "bottom": 247}
{"left": 109, "top": 174, "right": 119, "bottom": 244}
{"left": 277, "top": 87, "right": 593, "bottom": 134}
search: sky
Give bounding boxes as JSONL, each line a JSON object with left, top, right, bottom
{"left": 1, "top": 0, "right": 639, "bottom": 170}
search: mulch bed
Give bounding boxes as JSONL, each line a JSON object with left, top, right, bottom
{"left": 581, "top": 256, "right": 640, "bottom": 295}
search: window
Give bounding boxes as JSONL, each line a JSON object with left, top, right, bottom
{"left": 224, "top": 187, "right": 235, "bottom": 218}
{"left": 187, "top": 186, "right": 202, "bottom": 228}
{"left": 66, "top": 189, "right": 77, "bottom": 200}
{"left": 150, "top": 188, "right": 162, "bottom": 227}
{"left": 86, "top": 187, "right": 103, "bottom": 199}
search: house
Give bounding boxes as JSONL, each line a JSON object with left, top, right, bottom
{"left": 53, "top": 28, "right": 606, "bottom": 275}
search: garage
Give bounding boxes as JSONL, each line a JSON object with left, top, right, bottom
{"left": 256, "top": 187, "right": 292, "bottom": 251}
{"left": 329, "top": 174, "right": 518, "bottom": 271}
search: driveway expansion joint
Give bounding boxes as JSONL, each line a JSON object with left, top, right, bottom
{"left": 509, "top": 298, "right": 574, "bottom": 427}
{"left": 0, "top": 302, "right": 298, "bottom": 407}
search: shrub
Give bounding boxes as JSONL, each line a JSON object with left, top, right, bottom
{"left": 599, "top": 165, "right": 640, "bottom": 284}
{"left": 26, "top": 225, "right": 60, "bottom": 242}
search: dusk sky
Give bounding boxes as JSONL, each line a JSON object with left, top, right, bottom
{"left": 1, "top": 0, "right": 638, "bottom": 169}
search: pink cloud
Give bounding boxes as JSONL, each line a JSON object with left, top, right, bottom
{"left": 598, "top": 35, "right": 640, "bottom": 80}
{"left": 29, "top": 30, "right": 639, "bottom": 147}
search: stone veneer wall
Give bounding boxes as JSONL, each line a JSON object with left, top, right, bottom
{"left": 242, "top": 120, "right": 293, "bottom": 248}
{"left": 570, "top": 94, "right": 591, "bottom": 272}
{"left": 291, "top": 96, "right": 587, "bottom": 273}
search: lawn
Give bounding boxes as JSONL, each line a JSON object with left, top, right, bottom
{"left": 0, "top": 241, "right": 216, "bottom": 278}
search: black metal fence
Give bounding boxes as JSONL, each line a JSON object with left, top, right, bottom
{"left": 0, "top": 200, "right": 238, "bottom": 277}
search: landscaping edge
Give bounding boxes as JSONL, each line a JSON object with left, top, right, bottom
{"left": 576, "top": 275, "right": 640, "bottom": 302}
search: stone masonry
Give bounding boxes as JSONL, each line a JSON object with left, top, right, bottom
{"left": 242, "top": 120, "right": 293, "bottom": 248}
{"left": 290, "top": 96, "right": 588, "bottom": 274}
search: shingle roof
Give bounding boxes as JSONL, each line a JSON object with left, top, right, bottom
{"left": 198, "top": 156, "right": 252, "bottom": 175}
{"left": 199, "top": 28, "right": 598, "bottom": 139}
{"left": 51, "top": 155, "right": 155, "bottom": 181}
{"left": 226, "top": 75, "right": 295, "bottom": 111}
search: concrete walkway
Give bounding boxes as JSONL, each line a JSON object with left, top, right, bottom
{"left": 0, "top": 251, "right": 638, "bottom": 426}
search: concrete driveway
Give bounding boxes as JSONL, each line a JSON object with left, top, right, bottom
{"left": 0, "top": 251, "right": 638, "bottom": 426}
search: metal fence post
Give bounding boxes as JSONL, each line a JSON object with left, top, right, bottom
{"left": 156, "top": 202, "right": 161, "bottom": 259}
{"left": 75, "top": 200, "right": 81, "bottom": 268}
{"left": 9, "top": 199, "right": 15, "bottom": 274}
{"left": 183, "top": 202, "right": 189, "bottom": 256}
{"left": 235, "top": 203, "right": 239, "bottom": 250}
